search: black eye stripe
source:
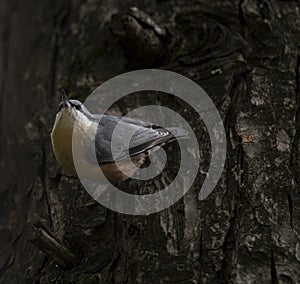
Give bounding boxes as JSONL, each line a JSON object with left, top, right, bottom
{"left": 71, "top": 103, "right": 81, "bottom": 110}
{"left": 56, "top": 101, "right": 82, "bottom": 113}
{"left": 56, "top": 103, "right": 63, "bottom": 113}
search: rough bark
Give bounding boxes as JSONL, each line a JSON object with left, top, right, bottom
{"left": 0, "top": 0, "right": 300, "bottom": 283}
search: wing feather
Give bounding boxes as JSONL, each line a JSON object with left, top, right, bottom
{"left": 86, "top": 115, "right": 188, "bottom": 165}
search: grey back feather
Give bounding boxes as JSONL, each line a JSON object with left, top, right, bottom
{"left": 85, "top": 114, "right": 188, "bottom": 165}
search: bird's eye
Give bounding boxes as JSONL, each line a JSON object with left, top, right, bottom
{"left": 75, "top": 105, "right": 81, "bottom": 110}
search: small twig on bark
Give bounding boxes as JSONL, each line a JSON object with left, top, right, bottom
{"left": 31, "top": 220, "right": 79, "bottom": 269}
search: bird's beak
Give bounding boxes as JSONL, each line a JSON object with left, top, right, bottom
{"left": 61, "top": 90, "right": 71, "bottom": 108}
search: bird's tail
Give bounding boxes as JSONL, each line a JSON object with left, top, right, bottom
{"left": 166, "top": 127, "right": 189, "bottom": 140}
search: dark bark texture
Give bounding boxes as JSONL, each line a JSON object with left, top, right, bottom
{"left": 1, "top": 0, "right": 300, "bottom": 283}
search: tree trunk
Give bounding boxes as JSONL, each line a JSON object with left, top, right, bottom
{"left": 1, "top": 0, "right": 300, "bottom": 283}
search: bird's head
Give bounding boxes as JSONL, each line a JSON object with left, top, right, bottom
{"left": 55, "top": 90, "right": 95, "bottom": 130}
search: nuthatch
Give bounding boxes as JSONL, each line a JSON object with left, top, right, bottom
{"left": 51, "top": 92, "right": 188, "bottom": 183}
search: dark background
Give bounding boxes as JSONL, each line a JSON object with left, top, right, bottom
{"left": 0, "top": 0, "right": 300, "bottom": 283}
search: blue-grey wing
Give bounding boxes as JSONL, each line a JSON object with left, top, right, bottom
{"left": 87, "top": 115, "right": 188, "bottom": 165}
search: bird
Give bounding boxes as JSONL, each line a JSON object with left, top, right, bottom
{"left": 50, "top": 91, "right": 189, "bottom": 184}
